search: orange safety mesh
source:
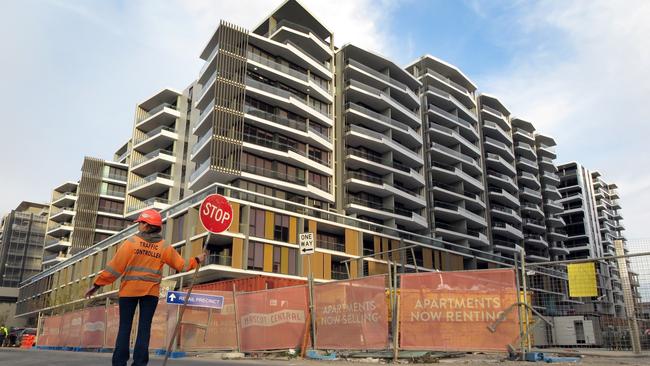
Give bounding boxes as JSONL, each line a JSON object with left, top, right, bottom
{"left": 59, "top": 312, "right": 72, "bottom": 347}
{"left": 399, "top": 269, "right": 520, "bottom": 352}
{"left": 314, "top": 275, "right": 389, "bottom": 350}
{"left": 40, "top": 315, "right": 62, "bottom": 346}
{"left": 179, "top": 290, "right": 237, "bottom": 351}
{"left": 236, "top": 285, "right": 309, "bottom": 351}
{"left": 104, "top": 304, "right": 120, "bottom": 348}
{"left": 66, "top": 310, "right": 84, "bottom": 347}
{"left": 149, "top": 300, "right": 170, "bottom": 350}
{"left": 81, "top": 307, "right": 106, "bottom": 348}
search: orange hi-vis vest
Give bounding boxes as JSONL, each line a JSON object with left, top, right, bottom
{"left": 94, "top": 235, "right": 198, "bottom": 297}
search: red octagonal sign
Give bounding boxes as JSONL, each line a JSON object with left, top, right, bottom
{"left": 199, "top": 194, "right": 233, "bottom": 234}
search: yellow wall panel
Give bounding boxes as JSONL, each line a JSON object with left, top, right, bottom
{"left": 308, "top": 220, "right": 317, "bottom": 235}
{"left": 391, "top": 240, "right": 400, "bottom": 262}
{"left": 323, "top": 253, "right": 331, "bottom": 280}
{"left": 265, "top": 211, "right": 274, "bottom": 239}
{"left": 190, "top": 238, "right": 203, "bottom": 257}
{"left": 232, "top": 238, "right": 244, "bottom": 269}
{"left": 423, "top": 248, "right": 433, "bottom": 269}
{"left": 373, "top": 236, "right": 381, "bottom": 259}
{"left": 263, "top": 244, "right": 273, "bottom": 272}
{"left": 313, "top": 252, "right": 324, "bottom": 279}
{"left": 229, "top": 202, "right": 240, "bottom": 233}
{"left": 289, "top": 217, "right": 297, "bottom": 244}
{"left": 344, "top": 229, "right": 360, "bottom": 256}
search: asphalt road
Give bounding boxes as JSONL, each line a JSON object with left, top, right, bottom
{"left": 0, "top": 348, "right": 307, "bottom": 366}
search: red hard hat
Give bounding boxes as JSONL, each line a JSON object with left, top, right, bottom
{"left": 134, "top": 209, "right": 162, "bottom": 227}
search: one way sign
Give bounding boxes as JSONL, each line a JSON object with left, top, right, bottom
{"left": 299, "top": 232, "right": 315, "bottom": 255}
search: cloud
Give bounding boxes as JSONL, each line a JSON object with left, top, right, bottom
{"left": 475, "top": 0, "right": 650, "bottom": 240}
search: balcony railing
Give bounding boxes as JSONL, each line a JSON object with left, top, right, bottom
{"left": 482, "top": 105, "right": 504, "bottom": 118}
{"left": 513, "top": 128, "right": 534, "bottom": 139}
{"left": 487, "top": 170, "right": 516, "bottom": 185}
{"left": 244, "top": 105, "right": 307, "bottom": 132}
{"left": 347, "top": 102, "right": 413, "bottom": 133}
{"left": 428, "top": 104, "right": 476, "bottom": 132}
{"left": 346, "top": 80, "right": 419, "bottom": 121}
{"left": 134, "top": 126, "right": 176, "bottom": 145}
{"left": 518, "top": 171, "right": 538, "bottom": 181}
{"left": 423, "top": 68, "right": 470, "bottom": 94}
{"left": 434, "top": 200, "right": 485, "bottom": 223}
{"left": 346, "top": 148, "right": 412, "bottom": 173}
{"left": 130, "top": 172, "right": 172, "bottom": 190}
{"left": 247, "top": 78, "right": 331, "bottom": 117}
{"left": 347, "top": 195, "right": 414, "bottom": 218}
{"left": 197, "top": 100, "right": 215, "bottom": 125}
{"left": 190, "top": 160, "right": 211, "bottom": 182}
{"left": 268, "top": 19, "right": 329, "bottom": 44}
{"left": 432, "top": 180, "right": 482, "bottom": 202}
{"left": 127, "top": 197, "right": 170, "bottom": 213}
{"left": 431, "top": 142, "right": 478, "bottom": 166}
{"left": 491, "top": 204, "right": 519, "bottom": 216}
{"left": 347, "top": 58, "right": 409, "bottom": 92}
{"left": 242, "top": 163, "right": 306, "bottom": 185}
{"left": 247, "top": 51, "right": 308, "bottom": 81}
{"left": 517, "top": 156, "right": 538, "bottom": 168}
{"left": 346, "top": 171, "right": 383, "bottom": 184}
{"left": 206, "top": 254, "right": 233, "bottom": 266}
{"left": 243, "top": 133, "right": 330, "bottom": 166}
{"left": 192, "top": 128, "right": 213, "bottom": 155}
{"left": 132, "top": 149, "right": 174, "bottom": 167}
{"left": 521, "top": 187, "right": 542, "bottom": 198}
{"left": 429, "top": 123, "right": 479, "bottom": 151}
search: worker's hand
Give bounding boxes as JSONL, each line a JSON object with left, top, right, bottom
{"left": 84, "top": 285, "right": 99, "bottom": 299}
{"left": 195, "top": 251, "right": 207, "bottom": 264}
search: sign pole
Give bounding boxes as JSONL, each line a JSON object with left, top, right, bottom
{"left": 162, "top": 194, "right": 233, "bottom": 366}
{"left": 307, "top": 254, "right": 316, "bottom": 349}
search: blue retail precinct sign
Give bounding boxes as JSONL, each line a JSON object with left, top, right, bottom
{"left": 166, "top": 290, "right": 225, "bottom": 309}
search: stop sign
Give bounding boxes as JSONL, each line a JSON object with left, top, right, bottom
{"left": 199, "top": 194, "right": 233, "bottom": 234}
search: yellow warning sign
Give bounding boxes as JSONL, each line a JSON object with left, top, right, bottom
{"left": 567, "top": 262, "right": 598, "bottom": 297}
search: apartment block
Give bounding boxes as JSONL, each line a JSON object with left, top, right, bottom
{"left": 557, "top": 162, "right": 629, "bottom": 316}
{"left": 125, "top": 88, "right": 193, "bottom": 217}
{"left": 337, "top": 44, "right": 426, "bottom": 232}
{"left": 406, "top": 56, "right": 489, "bottom": 256}
{"left": 42, "top": 157, "right": 130, "bottom": 269}
{"left": 477, "top": 95, "right": 522, "bottom": 258}
{"left": 0, "top": 201, "right": 48, "bottom": 288}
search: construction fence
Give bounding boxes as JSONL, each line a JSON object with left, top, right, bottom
{"left": 36, "top": 268, "right": 522, "bottom": 353}
{"left": 523, "top": 248, "right": 650, "bottom": 352}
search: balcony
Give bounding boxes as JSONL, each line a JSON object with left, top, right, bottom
{"left": 42, "top": 253, "right": 68, "bottom": 266}
{"left": 430, "top": 142, "right": 481, "bottom": 175}
{"left": 524, "top": 235, "right": 549, "bottom": 248}
{"left": 130, "top": 149, "right": 176, "bottom": 176}
{"left": 51, "top": 192, "right": 77, "bottom": 208}
{"left": 544, "top": 200, "right": 564, "bottom": 214}
{"left": 521, "top": 203, "right": 545, "bottom": 219}
{"left": 491, "top": 204, "right": 522, "bottom": 224}
{"left": 266, "top": 19, "right": 332, "bottom": 63}
{"left": 44, "top": 237, "right": 72, "bottom": 252}
{"left": 421, "top": 68, "right": 475, "bottom": 108}
{"left": 516, "top": 156, "right": 539, "bottom": 173}
{"left": 433, "top": 222, "right": 489, "bottom": 248}
{"left": 47, "top": 221, "right": 74, "bottom": 237}
{"left": 537, "top": 143, "right": 557, "bottom": 158}
{"left": 196, "top": 70, "right": 217, "bottom": 109}
{"left": 127, "top": 172, "right": 174, "bottom": 199}
{"left": 538, "top": 156, "right": 556, "bottom": 171}
{"left": 431, "top": 181, "right": 485, "bottom": 211}
{"left": 486, "top": 170, "right": 518, "bottom": 192}
{"left": 345, "top": 196, "right": 428, "bottom": 230}
{"left": 545, "top": 215, "right": 565, "bottom": 227}
{"left": 482, "top": 120, "right": 511, "bottom": 145}
{"left": 48, "top": 206, "right": 75, "bottom": 223}
{"left": 523, "top": 218, "right": 547, "bottom": 233}
{"left": 484, "top": 136, "right": 514, "bottom": 160}
{"left": 548, "top": 228, "right": 568, "bottom": 240}
{"left": 346, "top": 102, "right": 421, "bottom": 147}
{"left": 133, "top": 126, "right": 178, "bottom": 154}
{"left": 430, "top": 161, "right": 484, "bottom": 192}
{"left": 549, "top": 245, "right": 570, "bottom": 255}
{"left": 432, "top": 200, "right": 487, "bottom": 227}
{"left": 346, "top": 172, "right": 426, "bottom": 208}
{"left": 427, "top": 104, "right": 478, "bottom": 141}
{"left": 346, "top": 124, "right": 423, "bottom": 166}
{"left": 425, "top": 85, "right": 477, "bottom": 123}
{"left": 346, "top": 58, "right": 419, "bottom": 106}
{"left": 486, "top": 153, "right": 516, "bottom": 175}
{"left": 494, "top": 240, "right": 520, "bottom": 255}
{"left": 193, "top": 99, "right": 215, "bottom": 137}
{"left": 345, "top": 79, "right": 420, "bottom": 126}
{"left": 492, "top": 221, "right": 524, "bottom": 240}
{"left": 126, "top": 197, "right": 170, "bottom": 216}
{"left": 481, "top": 105, "right": 507, "bottom": 123}
{"left": 540, "top": 171, "right": 560, "bottom": 185}
{"left": 488, "top": 186, "right": 519, "bottom": 208}
{"left": 242, "top": 132, "right": 332, "bottom": 174}
{"left": 517, "top": 171, "right": 541, "bottom": 190}
{"left": 520, "top": 187, "right": 543, "bottom": 203}
{"left": 513, "top": 128, "right": 535, "bottom": 144}
{"left": 136, "top": 103, "right": 180, "bottom": 132}
{"left": 515, "top": 142, "right": 537, "bottom": 160}
{"left": 345, "top": 148, "right": 425, "bottom": 186}
{"left": 542, "top": 185, "right": 562, "bottom": 201}
{"left": 244, "top": 105, "right": 331, "bottom": 149}
{"left": 246, "top": 78, "right": 332, "bottom": 125}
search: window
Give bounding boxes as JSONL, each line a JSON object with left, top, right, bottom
{"left": 104, "top": 166, "right": 127, "bottom": 181}
{"left": 101, "top": 183, "right": 125, "bottom": 198}
{"left": 274, "top": 214, "right": 290, "bottom": 242}
{"left": 98, "top": 198, "right": 124, "bottom": 214}
{"left": 249, "top": 208, "right": 266, "bottom": 238}
{"left": 96, "top": 216, "right": 127, "bottom": 231}
{"left": 309, "top": 172, "right": 330, "bottom": 191}
{"left": 288, "top": 248, "right": 297, "bottom": 275}
{"left": 172, "top": 214, "right": 186, "bottom": 243}
{"left": 93, "top": 233, "right": 111, "bottom": 244}
{"left": 247, "top": 241, "right": 264, "bottom": 270}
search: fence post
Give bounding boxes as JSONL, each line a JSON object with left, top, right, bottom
{"left": 392, "top": 261, "right": 400, "bottom": 363}
{"left": 514, "top": 250, "right": 525, "bottom": 360}
{"left": 232, "top": 283, "right": 241, "bottom": 353}
{"left": 519, "top": 247, "right": 531, "bottom": 354}
{"left": 614, "top": 240, "right": 641, "bottom": 354}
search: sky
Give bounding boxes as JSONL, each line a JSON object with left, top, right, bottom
{"left": 1, "top": 0, "right": 649, "bottom": 240}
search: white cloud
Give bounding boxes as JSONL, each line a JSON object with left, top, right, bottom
{"left": 476, "top": 0, "right": 650, "bottom": 240}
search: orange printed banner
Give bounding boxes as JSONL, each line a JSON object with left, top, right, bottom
{"left": 81, "top": 307, "right": 106, "bottom": 348}
{"left": 399, "top": 269, "right": 519, "bottom": 351}
{"left": 314, "top": 275, "right": 389, "bottom": 350}
{"left": 180, "top": 291, "right": 237, "bottom": 351}
{"left": 40, "top": 315, "right": 62, "bottom": 347}
{"left": 236, "top": 285, "right": 309, "bottom": 351}
{"left": 66, "top": 310, "right": 84, "bottom": 347}
{"left": 104, "top": 304, "right": 120, "bottom": 348}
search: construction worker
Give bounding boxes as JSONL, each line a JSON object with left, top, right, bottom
{"left": 85, "top": 209, "right": 206, "bottom": 366}
{"left": 0, "top": 325, "right": 7, "bottom": 347}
